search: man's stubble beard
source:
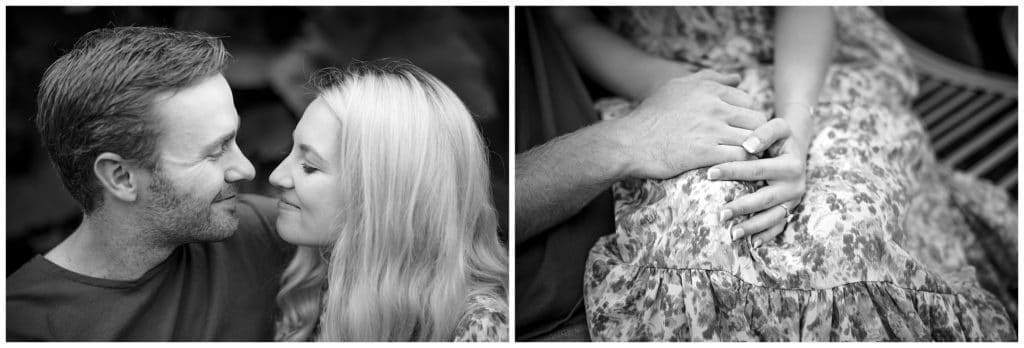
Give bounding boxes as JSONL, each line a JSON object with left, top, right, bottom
{"left": 143, "top": 170, "right": 238, "bottom": 245}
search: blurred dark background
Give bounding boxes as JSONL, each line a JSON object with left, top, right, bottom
{"left": 6, "top": 6, "right": 509, "bottom": 274}
{"left": 881, "top": 6, "right": 1016, "bottom": 75}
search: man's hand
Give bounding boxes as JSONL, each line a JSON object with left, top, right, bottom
{"left": 610, "top": 70, "right": 768, "bottom": 180}
{"left": 516, "top": 70, "right": 767, "bottom": 242}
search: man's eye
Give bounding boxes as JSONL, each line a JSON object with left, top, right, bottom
{"left": 209, "top": 143, "right": 230, "bottom": 160}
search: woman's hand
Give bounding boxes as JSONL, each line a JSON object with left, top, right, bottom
{"left": 707, "top": 118, "right": 809, "bottom": 246}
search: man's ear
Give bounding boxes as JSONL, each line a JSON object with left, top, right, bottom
{"left": 93, "top": 153, "right": 141, "bottom": 203}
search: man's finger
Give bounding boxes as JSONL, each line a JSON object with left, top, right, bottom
{"left": 718, "top": 127, "right": 753, "bottom": 147}
{"left": 719, "top": 87, "right": 756, "bottom": 109}
{"left": 691, "top": 145, "right": 746, "bottom": 170}
{"left": 708, "top": 145, "right": 755, "bottom": 166}
{"left": 742, "top": 118, "right": 791, "bottom": 154}
{"left": 707, "top": 156, "right": 799, "bottom": 181}
{"left": 723, "top": 106, "right": 768, "bottom": 130}
{"left": 692, "top": 69, "right": 741, "bottom": 87}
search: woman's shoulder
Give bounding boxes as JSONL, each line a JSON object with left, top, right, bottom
{"left": 452, "top": 294, "right": 508, "bottom": 342}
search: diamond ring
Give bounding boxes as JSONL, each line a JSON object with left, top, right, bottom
{"left": 780, "top": 204, "right": 797, "bottom": 223}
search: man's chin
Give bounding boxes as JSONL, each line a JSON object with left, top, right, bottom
{"left": 204, "top": 214, "right": 240, "bottom": 242}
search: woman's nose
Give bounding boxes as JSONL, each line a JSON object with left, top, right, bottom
{"left": 269, "top": 158, "right": 294, "bottom": 190}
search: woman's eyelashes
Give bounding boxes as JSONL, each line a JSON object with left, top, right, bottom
{"left": 300, "top": 163, "right": 318, "bottom": 174}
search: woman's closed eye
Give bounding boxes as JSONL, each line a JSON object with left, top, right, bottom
{"left": 301, "top": 163, "right": 318, "bottom": 174}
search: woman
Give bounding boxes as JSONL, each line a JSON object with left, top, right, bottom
{"left": 269, "top": 60, "right": 508, "bottom": 341}
{"left": 553, "top": 7, "right": 1017, "bottom": 341}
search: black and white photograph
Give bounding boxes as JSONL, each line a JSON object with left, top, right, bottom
{"left": 515, "top": 6, "right": 1017, "bottom": 341}
{"left": 6, "top": 6, "right": 509, "bottom": 341}
{"left": 4, "top": 2, "right": 1020, "bottom": 344}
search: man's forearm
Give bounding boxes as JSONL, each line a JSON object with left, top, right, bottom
{"left": 515, "top": 119, "right": 629, "bottom": 245}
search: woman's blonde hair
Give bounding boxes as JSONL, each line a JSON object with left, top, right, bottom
{"left": 275, "top": 59, "right": 508, "bottom": 341}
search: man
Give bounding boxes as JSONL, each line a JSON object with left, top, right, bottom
{"left": 7, "top": 27, "right": 294, "bottom": 340}
{"left": 515, "top": 8, "right": 796, "bottom": 340}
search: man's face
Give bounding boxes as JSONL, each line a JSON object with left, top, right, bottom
{"left": 142, "top": 73, "right": 255, "bottom": 243}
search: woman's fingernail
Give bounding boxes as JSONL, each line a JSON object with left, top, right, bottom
{"left": 707, "top": 168, "right": 721, "bottom": 180}
{"left": 719, "top": 209, "right": 733, "bottom": 222}
{"left": 742, "top": 138, "right": 761, "bottom": 153}
{"left": 732, "top": 227, "right": 745, "bottom": 240}
{"left": 753, "top": 239, "right": 763, "bottom": 249}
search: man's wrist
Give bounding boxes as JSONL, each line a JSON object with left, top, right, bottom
{"left": 589, "top": 118, "right": 636, "bottom": 182}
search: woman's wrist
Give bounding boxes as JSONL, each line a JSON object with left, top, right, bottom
{"left": 776, "top": 101, "right": 814, "bottom": 117}
{"left": 775, "top": 101, "right": 815, "bottom": 151}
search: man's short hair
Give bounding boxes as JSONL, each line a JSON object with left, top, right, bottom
{"left": 35, "top": 26, "right": 230, "bottom": 213}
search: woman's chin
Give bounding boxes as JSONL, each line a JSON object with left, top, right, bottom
{"left": 276, "top": 220, "right": 328, "bottom": 247}
{"left": 275, "top": 220, "right": 306, "bottom": 246}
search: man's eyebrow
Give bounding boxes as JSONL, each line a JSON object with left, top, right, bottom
{"left": 298, "top": 143, "right": 326, "bottom": 163}
{"left": 202, "top": 131, "right": 236, "bottom": 153}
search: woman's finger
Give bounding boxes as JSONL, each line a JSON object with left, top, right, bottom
{"left": 778, "top": 199, "right": 801, "bottom": 244}
{"left": 720, "top": 184, "right": 801, "bottom": 220}
{"left": 731, "top": 204, "right": 787, "bottom": 240}
{"left": 752, "top": 219, "right": 786, "bottom": 246}
{"left": 707, "top": 155, "right": 800, "bottom": 181}
{"left": 742, "top": 118, "right": 791, "bottom": 154}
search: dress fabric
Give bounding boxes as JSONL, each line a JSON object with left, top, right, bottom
{"left": 452, "top": 295, "right": 509, "bottom": 342}
{"left": 584, "top": 6, "right": 1018, "bottom": 341}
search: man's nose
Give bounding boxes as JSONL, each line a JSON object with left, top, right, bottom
{"left": 225, "top": 146, "right": 256, "bottom": 183}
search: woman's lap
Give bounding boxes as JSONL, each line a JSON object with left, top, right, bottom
{"left": 585, "top": 96, "right": 1017, "bottom": 341}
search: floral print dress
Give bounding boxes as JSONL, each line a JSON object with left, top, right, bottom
{"left": 452, "top": 295, "right": 508, "bottom": 341}
{"left": 585, "top": 7, "right": 1017, "bottom": 341}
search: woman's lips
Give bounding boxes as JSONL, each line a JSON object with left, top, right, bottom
{"left": 278, "top": 199, "right": 300, "bottom": 210}
{"left": 213, "top": 194, "right": 237, "bottom": 203}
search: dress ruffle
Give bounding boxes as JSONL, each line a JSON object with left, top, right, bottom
{"left": 585, "top": 256, "right": 1017, "bottom": 341}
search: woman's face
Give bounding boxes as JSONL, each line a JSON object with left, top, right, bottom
{"left": 269, "top": 97, "right": 345, "bottom": 247}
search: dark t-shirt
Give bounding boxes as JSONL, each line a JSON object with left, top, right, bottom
{"left": 6, "top": 194, "right": 296, "bottom": 341}
{"left": 514, "top": 8, "right": 616, "bottom": 340}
